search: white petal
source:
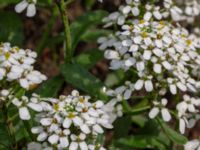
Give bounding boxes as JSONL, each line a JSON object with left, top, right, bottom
{"left": 15, "top": 0, "right": 28, "bottom": 13}
{"left": 19, "top": 79, "right": 29, "bottom": 89}
{"left": 144, "top": 80, "right": 153, "bottom": 92}
{"left": 162, "top": 61, "right": 172, "bottom": 70}
{"left": 27, "top": 142, "right": 42, "bottom": 150}
{"left": 73, "top": 116, "right": 83, "bottom": 126}
{"left": 63, "top": 118, "right": 72, "bottom": 128}
{"left": 179, "top": 119, "right": 186, "bottom": 134}
{"left": 132, "top": 7, "right": 140, "bottom": 16}
{"left": 40, "top": 118, "right": 52, "bottom": 126}
{"left": 26, "top": 4, "right": 36, "bottom": 17}
{"left": 48, "top": 134, "right": 59, "bottom": 144}
{"left": 19, "top": 107, "right": 30, "bottom": 120}
{"left": 134, "top": 79, "right": 144, "bottom": 90}
{"left": 80, "top": 142, "right": 88, "bottom": 150}
{"left": 143, "top": 50, "right": 152, "bottom": 60}
{"left": 169, "top": 84, "right": 177, "bottom": 95}
{"left": 28, "top": 103, "right": 43, "bottom": 112}
{"left": 93, "top": 124, "right": 104, "bottom": 134}
{"left": 123, "top": 6, "right": 131, "bottom": 14}
{"left": 69, "top": 142, "right": 78, "bottom": 150}
{"left": 37, "top": 132, "right": 47, "bottom": 141}
{"left": 124, "top": 89, "right": 132, "bottom": 100}
{"left": 177, "top": 82, "right": 187, "bottom": 92}
{"left": 144, "top": 12, "right": 152, "bottom": 21}
{"left": 125, "top": 58, "right": 135, "bottom": 67}
{"left": 104, "top": 50, "right": 119, "bottom": 59}
{"left": 136, "top": 61, "right": 145, "bottom": 71}
{"left": 80, "top": 124, "right": 91, "bottom": 134}
{"left": 155, "top": 40, "right": 163, "bottom": 48}
{"left": 149, "top": 107, "right": 159, "bottom": 119}
{"left": 161, "top": 108, "right": 171, "bottom": 122}
{"left": 153, "top": 63, "right": 162, "bottom": 73}
{"left": 184, "top": 140, "right": 200, "bottom": 150}
{"left": 12, "top": 98, "right": 22, "bottom": 107}
{"left": 153, "top": 11, "right": 162, "bottom": 20}
{"left": 31, "top": 126, "right": 43, "bottom": 134}
{"left": 117, "top": 16, "right": 125, "bottom": 25}
{"left": 60, "top": 137, "right": 69, "bottom": 148}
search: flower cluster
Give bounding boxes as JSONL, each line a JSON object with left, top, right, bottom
{"left": 99, "top": 20, "right": 200, "bottom": 94}
{"left": 176, "top": 95, "right": 200, "bottom": 134}
{"left": 0, "top": 42, "right": 47, "bottom": 91}
{"left": 15, "top": 0, "right": 37, "bottom": 17}
{"left": 171, "top": 0, "right": 200, "bottom": 23}
{"left": 12, "top": 90, "right": 118, "bottom": 150}
{"left": 99, "top": 0, "right": 200, "bottom": 135}
{"left": 102, "top": 0, "right": 200, "bottom": 28}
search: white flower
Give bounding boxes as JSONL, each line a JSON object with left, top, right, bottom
{"left": 0, "top": 43, "right": 46, "bottom": 90}
{"left": 28, "top": 90, "right": 115, "bottom": 149}
{"left": 15, "top": 0, "right": 37, "bottom": 17}
{"left": 184, "top": 139, "right": 200, "bottom": 150}
{"left": 69, "top": 134, "right": 88, "bottom": 150}
{"left": 134, "top": 76, "right": 153, "bottom": 92}
{"left": 12, "top": 95, "right": 42, "bottom": 120}
{"left": 149, "top": 98, "right": 171, "bottom": 122}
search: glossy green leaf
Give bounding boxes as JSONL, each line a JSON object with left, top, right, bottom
{"left": 0, "top": 12, "right": 24, "bottom": 46}
{"left": 116, "top": 135, "right": 167, "bottom": 150}
{"left": 104, "top": 70, "right": 125, "bottom": 88}
{"left": 35, "top": 75, "right": 64, "bottom": 97}
{"left": 61, "top": 63, "right": 107, "bottom": 100}
{"left": 81, "top": 29, "right": 111, "bottom": 42}
{"left": 75, "top": 49, "right": 103, "bottom": 69}
{"left": 113, "top": 116, "right": 132, "bottom": 138}
{"left": 70, "top": 10, "right": 108, "bottom": 51}
{"left": 158, "top": 119, "right": 187, "bottom": 144}
{"left": 0, "top": 0, "right": 20, "bottom": 4}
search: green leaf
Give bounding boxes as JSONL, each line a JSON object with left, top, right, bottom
{"left": 0, "top": 0, "right": 20, "bottom": 5}
{"left": 158, "top": 119, "right": 187, "bottom": 144}
{"left": 34, "top": 75, "right": 64, "bottom": 97}
{"left": 61, "top": 63, "right": 107, "bottom": 99}
{"left": 74, "top": 49, "right": 103, "bottom": 69}
{"left": 113, "top": 116, "right": 132, "bottom": 138}
{"left": 131, "top": 115, "right": 147, "bottom": 127}
{"left": 104, "top": 70, "right": 125, "bottom": 88}
{"left": 0, "top": 12, "right": 24, "bottom": 46}
{"left": 81, "top": 29, "right": 111, "bottom": 42}
{"left": 84, "top": 0, "right": 96, "bottom": 10}
{"left": 116, "top": 135, "right": 167, "bottom": 150}
{"left": 0, "top": 112, "right": 12, "bottom": 149}
{"left": 139, "top": 119, "right": 160, "bottom": 136}
{"left": 0, "top": 123, "right": 11, "bottom": 148}
{"left": 116, "top": 136, "right": 154, "bottom": 149}
{"left": 70, "top": 10, "right": 108, "bottom": 51}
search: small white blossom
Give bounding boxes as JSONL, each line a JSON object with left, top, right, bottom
{"left": 149, "top": 98, "right": 171, "bottom": 122}
{"left": 184, "top": 139, "right": 200, "bottom": 150}
{"left": 15, "top": 0, "right": 37, "bottom": 17}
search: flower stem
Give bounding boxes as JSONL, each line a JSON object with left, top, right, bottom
{"left": 36, "top": 6, "right": 58, "bottom": 55}
{"left": 2, "top": 104, "right": 17, "bottom": 149}
{"left": 57, "top": 0, "right": 72, "bottom": 63}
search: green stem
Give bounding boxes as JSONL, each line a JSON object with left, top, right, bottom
{"left": 57, "top": 0, "right": 72, "bottom": 63}
{"left": 36, "top": 6, "right": 58, "bottom": 55}
{"left": 2, "top": 104, "right": 17, "bottom": 149}
{"left": 124, "top": 105, "right": 151, "bottom": 115}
